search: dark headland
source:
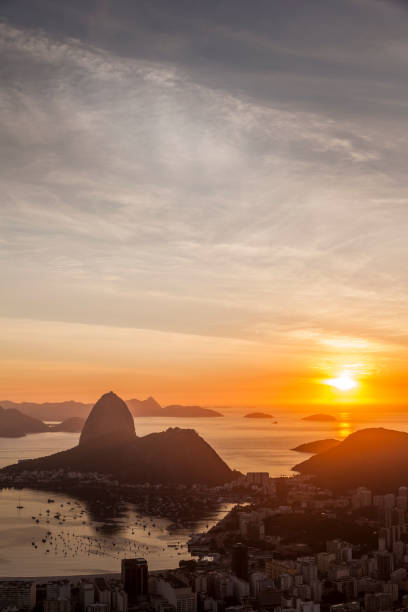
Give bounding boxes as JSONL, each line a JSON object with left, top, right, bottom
{"left": 0, "top": 400, "right": 92, "bottom": 421}
{"left": 291, "top": 438, "right": 340, "bottom": 454}
{"left": 293, "top": 427, "right": 408, "bottom": 492}
{"left": 1, "top": 392, "right": 235, "bottom": 486}
{"left": 0, "top": 406, "right": 49, "bottom": 438}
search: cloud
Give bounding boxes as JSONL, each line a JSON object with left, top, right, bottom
{"left": 0, "top": 2, "right": 408, "bottom": 384}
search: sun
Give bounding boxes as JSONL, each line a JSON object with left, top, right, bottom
{"left": 324, "top": 371, "right": 358, "bottom": 392}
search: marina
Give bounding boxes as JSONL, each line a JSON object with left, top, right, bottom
{"left": 0, "top": 487, "right": 234, "bottom": 577}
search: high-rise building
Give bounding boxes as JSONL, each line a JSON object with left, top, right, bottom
{"left": 94, "top": 578, "right": 111, "bottom": 611}
{"left": 231, "top": 543, "right": 248, "bottom": 581}
{"left": 0, "top": 581, "right": 36, "bottom": 611}
{"left": 46, "top": 581, "right": 71, "bottom": 601}
{"left": 86, "top": 604, "right": 109, "bottom": 612}
{"left": 111, "top": 588, "right": 128, "bottom": 612}
{"left": 44, "top": 600, "right": 70, "bottom": 612}
{"left": 154, "top": 576, "right": 196, "bottom": 612}
{"left": 377, "top": 552, "right": 393, "bottom": 581}
{"left": 121, "top": 558, "right": 148, "bottom": 604}
{"left": 80, "top": 582, "right": 95, "bottom": 609}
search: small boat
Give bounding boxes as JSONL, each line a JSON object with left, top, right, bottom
{"left": 16, "top": 495, "right": 24, "bottom": 509}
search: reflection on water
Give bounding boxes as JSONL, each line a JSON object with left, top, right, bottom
{"left": 0, "top": 488, "right": 233, "bottom": 577}
{"left": 338, "top": 423, "right": 352, "bottom": 439}
{"left": 1, "top": 411, "right": 408, "bottom": 575}
{"left": 2, "top": 411, "right": 408, "bottom": 477}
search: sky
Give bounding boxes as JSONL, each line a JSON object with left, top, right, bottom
{"left": 1, "top": 0, "right": 408, "bottom": 408}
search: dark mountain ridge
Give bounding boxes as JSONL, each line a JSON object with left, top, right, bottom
{"left": 293, "top": 428, "right": 408, "bottom": 491}
{"left": 2, "top": 392, "right": 235, "bottom": 485}
{"left": 292, "top": 439, "right": 340, "bottom": 454}
{"left": 160, "top": 405, "right": 223, "bottom": 417}
{"left": 127, "top": 396, "right": 163, "bottom": 416}
{"left": 127, "top": 397, "right": 223, "bottom": 417}
{"left": 0, "top": 400, "right": 92, "bottom": 421}
{"left": 2, "top": 397, "right": 223, "bottom": 420}
{"left": 0, "top": 406, "right": 49, "bottom": 438}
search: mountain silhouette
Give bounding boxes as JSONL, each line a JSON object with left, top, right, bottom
{"left": 127, "top": 396, "right": 163, "bottom": 416}
{"left": 79, "top": 391, "right": 136, "bottom": 446}
{"left": 0, "top": 406, "right": 49, "bottom": 438}
{"left": 2, "top": 397, "right": 223, "bottom": 420}
{"left": 291, "top": 439, "right": 340, "bottom": 454}
{"left": 160, "top": 405, "right": 223, "bottom": 417}
{"left": 0, "top": 400, "right": 91, "bottom": 421}
{"left": 127, "top": 397, "right": 223, "bottom": 417}
{"left": 293, "top": 428, "right": 408, "bottom": 491}
{"left": 3, "top": 392, "right": 235, "bottom": 485}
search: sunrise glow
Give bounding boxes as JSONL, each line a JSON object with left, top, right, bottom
{"left": 323, "top": 372, "right": 358, "bottom": 392}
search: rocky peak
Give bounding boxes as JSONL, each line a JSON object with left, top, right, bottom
{"left": 79, "top": 391, "right": 136, "bottom": 446}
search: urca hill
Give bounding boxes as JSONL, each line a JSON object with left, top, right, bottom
{"left": 2, "top": 392, "right": 236, "bottom": 486}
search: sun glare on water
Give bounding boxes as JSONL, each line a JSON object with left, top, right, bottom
{"left": 324, "top": 371, "right": 358, "bottom": 392}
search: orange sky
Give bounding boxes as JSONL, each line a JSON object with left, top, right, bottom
{"left": 2, "top": 4, "right": 408, "bottom": 410}
{"left": 1, "top": 316, "right": 407, "bottom": 410}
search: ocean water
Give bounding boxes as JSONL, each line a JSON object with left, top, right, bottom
{"left": 0, "top": 488, "right": 234, "bottom": 577}
{"left": 1, "top": 409, "right": 408, "bottom": 577}
{"left": 2, "top": 408, "right": 408, "bottom": 476}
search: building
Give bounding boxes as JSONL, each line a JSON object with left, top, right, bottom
{"left": 80, "top": 582, "right": 95, "bottom": 609}
{"left": 121, "top": 558, "right": 148, "bottom": 603}
{"left": 44, "top": 600, "right": 70, "bottom": 612}
{"left": 0, "top": 581, "right": 36, "bottom": 611}
{"left": 111, "top": 588, "right": 128, "bottom": 612}
{"left": 265, "top": 559, "right": 297, "bottom": 579}
{"left": 94, "top": 578, "right": 111, "bottom": 611}
{"left": 377, "top": 552, "right": 393, "bottom": 581}
{"left": 245, "top": 473, "right": 270, "bottom": 487}
{"left": 86, "top": 604, "right": 110, "bottom": 612}
{"left": 47, "top": 582, "right": 71, "bottom": 601}
{"left": 231, "top": 576, "right": 249, "bottom": 602}
{"left": 231, "top": 544, "right": 248, "bottom": 581}
{"left": 207, "top": 571, "right": 234, "bottom": 601}
{"left": 154, "top": 576, "right": 196, "bottom": 612}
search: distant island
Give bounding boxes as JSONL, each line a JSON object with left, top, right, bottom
{"left": 302, "top": 413, "right": 337, "bottom": 422}
{"left": 291, "top": 438, "right": 340, "bottom": 454}
{"left": 0, "top": 406, "right": 49, "bottom": 438}
{"left": 293, "top": 427, "right": 408, "bottom": 491}
{"left": 127, "top": 397, "right": 223, "bottom": 417}
{"left": 161, "top": 405, "right": 223, "bottom": 417}
{"left": 244, "top": 412, "right": 274, "bottom": 419}
{"left": 0, "top": 407, "right": 86, "bottom": 438}
{"left": 1, "top": 392, "right": 235, "bottom": 486}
